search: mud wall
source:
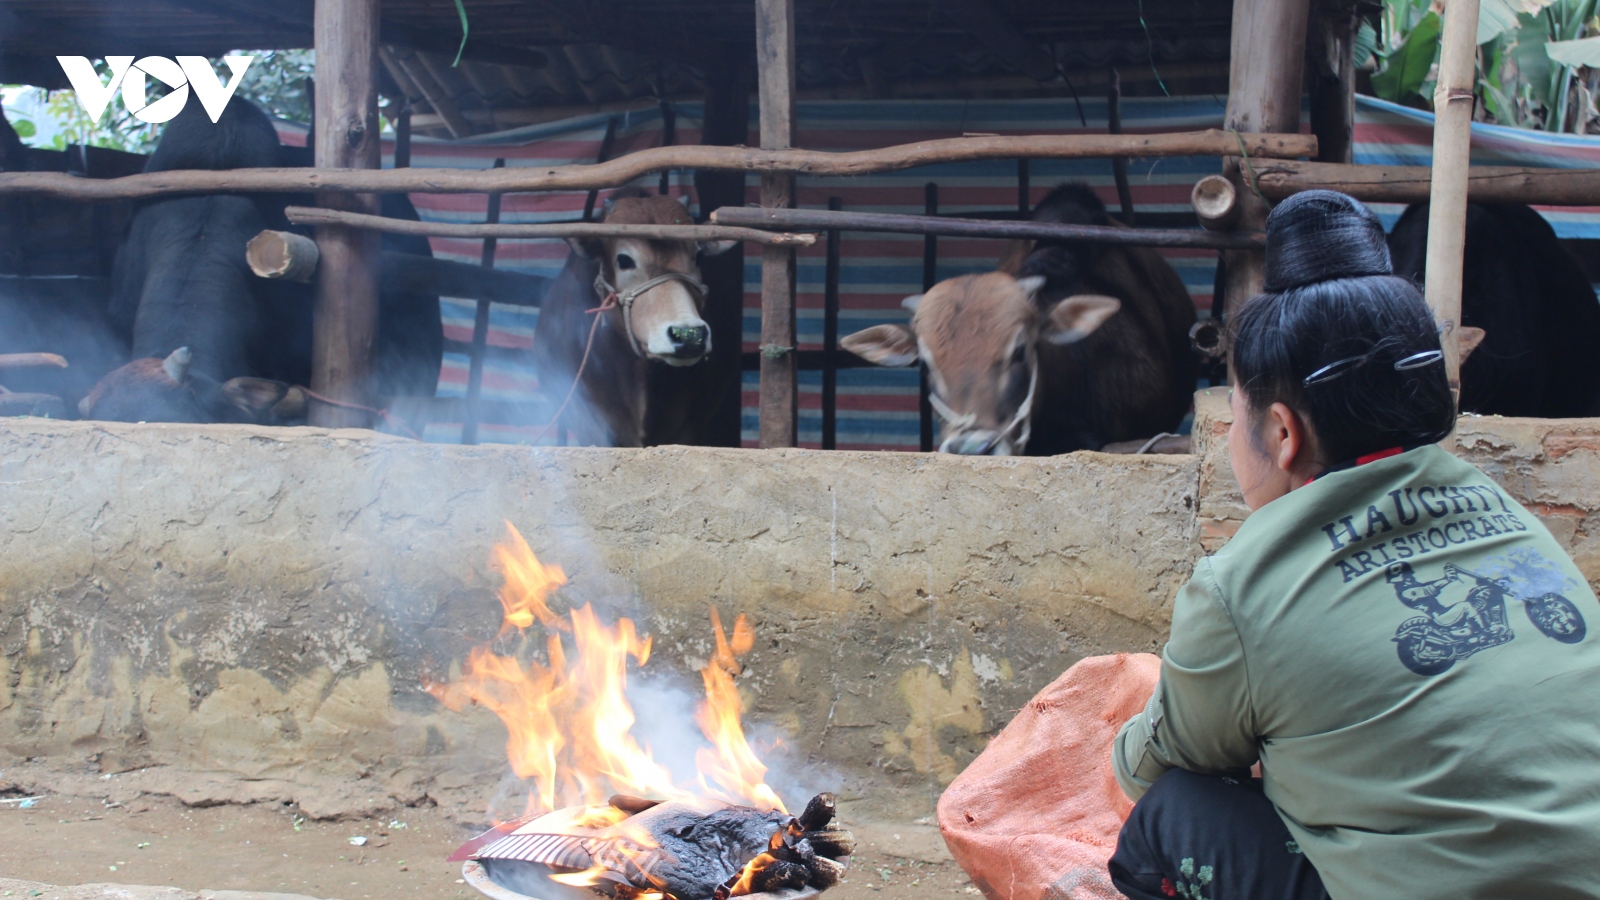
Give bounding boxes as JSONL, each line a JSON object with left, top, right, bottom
{"left": 0, "top": 420, "right": 1200, "bottom": 819}
{"left": 8, "top": 409, "right": 1594, "bottom": 820}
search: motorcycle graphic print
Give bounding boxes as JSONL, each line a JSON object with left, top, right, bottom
{"left": 1387, "top": 556, "right": 1587, "bottom": 676}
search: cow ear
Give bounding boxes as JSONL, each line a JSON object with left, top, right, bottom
{"left": 1043, "top": 294, "right": 1121, "bottom": 345}
{"left": 1016, "top": 275, "right": 1047, "bottom": 302}
{"left": 901, "top": 294, "right": 922, "bottom": 311}
{"left": 1457, "top": 326, "right": 1486, "bottom": 364}
{"left": 698, "top": 239, "right": 740, "bottom": 257}
{"left": 841, "top": 324, "right": 918, "bottom": 367}
{"left": 567, "top": 237, "right": 604, "bottom": 260}
{"left": 162, "top": 347, "right": 192, "bottom": 384}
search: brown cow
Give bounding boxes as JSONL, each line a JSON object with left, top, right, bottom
{"left": 531, "top": 193, "right": 737, "bottom": 447}
{"left": 841, "top": 184, "right": 1196, "bottom": 456}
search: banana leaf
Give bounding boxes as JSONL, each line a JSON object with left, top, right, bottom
{"left": 1373, "top": 10, "right": 1443, "bottom": 102}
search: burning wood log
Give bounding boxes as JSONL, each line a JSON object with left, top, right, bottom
{"left": 711, "top": 792, "right": 854, "bottom": 899}
{"left": 458, "top": 793, "right": 852, "bottom": 900}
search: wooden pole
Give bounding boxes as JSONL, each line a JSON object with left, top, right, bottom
{"left": 695, "top": 48, "right": 755, "bottom": 449}
{"left": 821, "top": 196, "right": 842, "bottom": 451}
{"left": 711, "top": 206, "right": 1265, "bottom": 249}
{"left": 1425, "top": 0, "right": 1480, "bottom": 443}
{"left": 394, "top": 101, "right": 413, "bottom": 169}
{"left": 311, "top": 0, "right": 382, "bottom": 429}
{"left": 757, "top": 0, "right": 798, "bottom": 448}
{"left": 920, "top": 182, "right": 937, "bottom": 453}
{"left": 462, "top": 157, "right": 506, "bottom": 446}
{"left": 0, "top": 132, "right": 1320, "bottom": 202}
{"left": 1016, "top": 158, "right": 1030, "bottom": 216}
{"left": 1218, "top": 0, "right": 1311, "bottom": 318}
{"left": 1245, "top": 160, "right": 1600, "bottom": 204}
{"left": 285, "top": 206, "right": 815, "bottom": 244}
{"left": 1107, "top": 68, "right": 1136, "bottom": 225}
{"left": 1308, "top": 1, "right": 1358, "bottom": 164}
{"left": 581, "top": 118, "right": 619, "bottom": 223}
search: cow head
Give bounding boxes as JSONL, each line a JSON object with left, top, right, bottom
{"left": 79, "top": 347, "right": 305, "bottom": 424}
{"left": 841, "top": 272, "right": 1121, "bottom": 456}
{"left": 570, "top": 195, "right": 737, "bottom": 366}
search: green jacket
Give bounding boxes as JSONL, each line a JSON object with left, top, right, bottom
{"left": 1114, "top": 444, "right": 1600, "bottom": 898}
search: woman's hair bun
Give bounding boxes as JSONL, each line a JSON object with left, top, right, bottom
{"left": 1262, "top": 190, "right": 1393, "bottom": 292}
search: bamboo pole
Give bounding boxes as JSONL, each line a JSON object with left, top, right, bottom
{"left": 311, "top": 0, "right": 382, "bottom": 429}
{"left": 757, "top": 0, "right": 798, "bottom": 449}
{"left": 285, "top": 206, "right": 816, "bottom": 245}
{"left": 711, "top": 206, "right": 1265, "bottom": 249}
{"left": 1425, "top": 0, "right": 1480, "bottom": 445}
{"left": 0, "top": 131, "right": 1319, "bottom": 202}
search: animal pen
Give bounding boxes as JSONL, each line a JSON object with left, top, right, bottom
{"left": 5, "top": 1, "right": 1600, "bottom": 900}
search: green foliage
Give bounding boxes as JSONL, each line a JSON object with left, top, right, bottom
{"left": 1373, "top": 0, "right": 1600, "bottom": 133}
{"left": 233, "top": 49, "right": 315, "bottom": 124}
{"left": 2, "top": 51, "right": 317, "bottom": 157}
{"left": 1546, "top": 34, "right": 1600, "bottom": 65}
{"left": 1372, "top": 9, "right": 1442, "bottom": 103}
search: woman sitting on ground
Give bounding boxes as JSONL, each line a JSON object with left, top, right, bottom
{"left": 1109, "top": 190, "right": 1600, "bottom": 899}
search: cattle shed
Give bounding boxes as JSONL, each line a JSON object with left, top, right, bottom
{"left": 3, "top": 0, "right": 1323, "bottom": 446}
{"left": 3, "top": 0, "right": 1595, "bottom": 450}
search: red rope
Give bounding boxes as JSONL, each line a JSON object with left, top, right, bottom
{"left": 300, "top": 387, "right": 422, "bottom": 440}
{"left": 301, "top": 292, "right": 616, "bottom": 447}
{"left": 526, "top": 291, "right": 617, "bottom": 446}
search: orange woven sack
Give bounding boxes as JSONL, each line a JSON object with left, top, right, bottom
{"left": 937, "top": 653, "right": 1161, "bottom": 900}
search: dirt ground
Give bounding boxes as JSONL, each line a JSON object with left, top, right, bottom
{"left": 0, "top": 793, "right": 976, "bottom": 900}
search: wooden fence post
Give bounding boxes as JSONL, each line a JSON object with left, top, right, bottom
{"left": 311, "top": 0, "right": 382, "bottom": 428}
{"left": 696, "top": 49, "right": 754, "bottom": 448}
{"left": 1218, "top": 0, "right": 1311, "bottom": 318}
{"left": 462, "top": 157, "right": 506, "bottom": 445}
{"left": 1425, "top": 0, "right": 1480, "bottom": 444}
{"left": 756, "top": 0, "right": 798, "bottom": 448}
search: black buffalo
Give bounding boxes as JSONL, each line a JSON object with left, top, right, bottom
{"left": 1389, "top": 202, "right": 1600, "bottom": 418}
{"left": 82, "top": 97, "right": 441, "bottom": 422}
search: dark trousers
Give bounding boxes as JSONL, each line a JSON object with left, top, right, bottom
{"left": 1108, "top": 769, "right": 1330, "bottom": 900}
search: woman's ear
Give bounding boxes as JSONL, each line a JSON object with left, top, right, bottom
{"left": 1268, "top": 401, "right": 1318, "bottom": 477}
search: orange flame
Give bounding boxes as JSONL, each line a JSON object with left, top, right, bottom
{"left": 429, "top": 523, "right": 786, "bottom": 817}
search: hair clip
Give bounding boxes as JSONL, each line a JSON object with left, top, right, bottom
{"left": 1305, "top": 348, "right": 1444, "bottom": 386}
{"left": 1393, "top": 349, "right": 1444, "bottom": 370}
{"left": 1303, "top": 354, "right": 1370, "bottom": 386}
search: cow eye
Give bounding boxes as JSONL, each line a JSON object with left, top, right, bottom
{"left": 1010, "top": 344, "right": 1027, "bottom": 366}
{"left": 616, "top": 253, "right": 637, "bottom": 270}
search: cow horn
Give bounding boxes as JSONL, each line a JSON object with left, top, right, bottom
{"left": 162, "top": 347, "right": 192, "bottom": 384}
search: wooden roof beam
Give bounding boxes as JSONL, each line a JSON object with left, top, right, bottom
{"left": 388, "top": 47, "right": 473, "bottom": 139}
{"left": 155, "top": 0, "right": 549, "bottom": 71}
{"left": 933, "top": 0, "right": 1059, "bottom": 83}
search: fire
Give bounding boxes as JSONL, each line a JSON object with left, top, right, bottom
{"left": 429, "top": 523, "right": 787, "bottom": 817}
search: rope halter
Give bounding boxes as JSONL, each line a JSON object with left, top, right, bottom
{"left": 592, "top": 270, "right": 709, "bottom": 359}
{"left": 927, "top": 356, "right": 1038, "bottom": 456}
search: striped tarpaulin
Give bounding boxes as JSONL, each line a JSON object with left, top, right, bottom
{"left": 275, "top": 94, "right": 1600, "bottom": 450}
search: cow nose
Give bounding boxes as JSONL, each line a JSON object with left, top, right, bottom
{"left": 940, "top": 431, "right": 1007, "bottom": 456}
{"left": 667, "top": 324, "right": 709, "bottom": 358}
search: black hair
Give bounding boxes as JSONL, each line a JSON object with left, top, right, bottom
{"left": 1230, "top": 190, "right": 1455, "bottom": 464}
